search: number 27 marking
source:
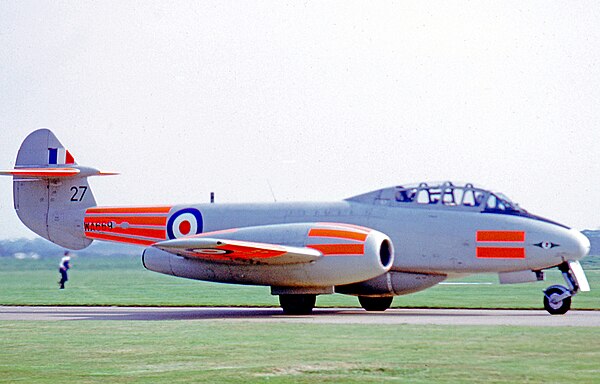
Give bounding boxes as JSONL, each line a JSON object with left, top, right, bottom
{"left": 70, "top": 186, "right": 88, "bottom": 202}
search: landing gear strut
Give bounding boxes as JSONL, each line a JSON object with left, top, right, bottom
{"left": 543, "top": 261, "right": 589, "bottom": 315}
{"left": 279, "top": 294, "right": 316, "bottom": 315}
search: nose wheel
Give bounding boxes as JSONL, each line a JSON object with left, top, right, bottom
{"left": 543, "top": 285, "right": 572, "bottom": 315}
{"left": 543, "top": 261, "right": 589, "bottom": 315}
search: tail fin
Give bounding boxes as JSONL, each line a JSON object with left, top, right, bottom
{"left": 1, "top": 129, "right": 116, "bottom": 249}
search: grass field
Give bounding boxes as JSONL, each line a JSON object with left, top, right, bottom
{"left": 1, "top": 321, "right": 599, "bottom": 383}
{"left": 1, "top": 256, "right": 599, "bottom": 383}
{"left": 0, "top": 255, "right": 598, "bottom": 310}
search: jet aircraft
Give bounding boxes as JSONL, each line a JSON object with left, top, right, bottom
{"left": 0, "top": 129, "right": 591, "bottom": 315}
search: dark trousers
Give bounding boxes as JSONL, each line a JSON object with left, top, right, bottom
{"left": 59, "top": 269, "right": 68, "bottom": 289}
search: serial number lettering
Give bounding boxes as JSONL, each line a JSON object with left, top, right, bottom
{"left": 84, "top": 222, "right": 115, "bottom": 231}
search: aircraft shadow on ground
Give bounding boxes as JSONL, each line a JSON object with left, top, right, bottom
{"left": 0, "top": 307, "right": 550, "bottom": 321}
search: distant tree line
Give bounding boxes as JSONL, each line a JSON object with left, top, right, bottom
{"left": 0, "top": 238, "right": 139, "bottom": 258}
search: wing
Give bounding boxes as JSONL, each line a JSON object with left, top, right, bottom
{"left": 153, "top": 237, "right": 322, "bottom": 265}
{"left": 143, "top": 222, "right": 394, "bottom": 287}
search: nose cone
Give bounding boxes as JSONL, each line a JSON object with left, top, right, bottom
{"left": 565, "top": 229, "right": 591, "bottom": 261}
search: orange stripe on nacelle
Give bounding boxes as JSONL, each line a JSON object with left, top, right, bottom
{"left": 307, "top": 243, "right": 365, "bottom": 256}
{"left": 476, "top": 247, "right": 525, "bottom": 259}
{"left": 317, "top": 222, "right": 371, "bottom": 233}
{"left": 308, "top": 228, "right": 368, "bottom": 242}
{"left": 476, "top": 231, "right": 525, "bottom": 242}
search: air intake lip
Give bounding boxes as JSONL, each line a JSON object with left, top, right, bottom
{"left": 379, "top": 239, "right": 393, "bottom": 268}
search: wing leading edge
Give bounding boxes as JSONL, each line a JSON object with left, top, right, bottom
{"left": 153, "top": 237, "right": 322, "bottom": 265}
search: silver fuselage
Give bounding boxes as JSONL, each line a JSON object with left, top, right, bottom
{"left": 165, "top": 200, "right": 589, "bottom": 276}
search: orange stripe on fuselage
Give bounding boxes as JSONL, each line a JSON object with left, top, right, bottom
{"left": 84, "top": 232, "right": 157, "bottom": 246}
{"left": 84, "top": 207, "right": 169, "bottom": 245}
{"left": 86, "top": 206, "right": 172, "bottom": 214}
{"left": 476, "top": 247, "right": 525, "bottom": 259}
{"left": 84, "top": 216, "right": 167, "bottom": 226}
{"left": 307, "top": 243, "right": 365, "bottom": 256}
{"left": 476, "top": 231, "right": 525, "bottom": 242}
{"left": 85, "top": 226, "right": 166, "bottom": 240}
{"left": 308, "top": 228, "right": 368, "bottom": 242}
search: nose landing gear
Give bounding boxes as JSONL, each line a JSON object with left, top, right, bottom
{"left": 543, "top": 285, "right": 572, "bottom": 315}
{"left": 543, "top": 261, "right": 590, "bottom": 315}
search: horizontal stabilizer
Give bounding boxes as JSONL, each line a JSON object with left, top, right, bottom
{"left": 0, "top": 168, "right": 80, "bottom": 177}
{"left": 153, "top": 237, "right": 322, "bottom": 265}
{"left": 0, "top": 167, "right": 118, "bottom": 179}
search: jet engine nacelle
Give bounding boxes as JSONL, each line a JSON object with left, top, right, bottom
{"left": 142, "top": 222, "right": 395, "bottom": 288}
{"left": 335, "top": 271, "right": 447, "bottom": 297}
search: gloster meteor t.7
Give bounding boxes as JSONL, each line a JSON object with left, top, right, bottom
{"left": 1, "top": 129, "right": 591, "bottom": 315}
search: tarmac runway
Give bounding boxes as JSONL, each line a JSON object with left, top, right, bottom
{"left": 0, "top": 306, "right": 599, "bottom": 326}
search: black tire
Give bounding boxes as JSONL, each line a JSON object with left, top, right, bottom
{"left": 543, "top": 286, "right": 572, "bottom": 315}
{"left": 358, "top": 296, "right": 394, "bottom": 312}
{"left": 279, "top": 294, "right": 316, "bottom": 315}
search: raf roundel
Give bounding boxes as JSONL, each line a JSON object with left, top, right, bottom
{"left": 167, "top": 208, "right": 203, "bottom": 239}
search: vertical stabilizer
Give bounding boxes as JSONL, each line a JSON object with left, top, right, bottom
{"left": 8, "top": 129, "right": 97, "bottom": 249}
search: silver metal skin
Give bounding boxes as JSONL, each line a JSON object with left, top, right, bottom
{"left": 181, "top": 199, "right": 590, "bottom": 274}
{"left": 1, "top": 129, "right": 592, "bottom": 314}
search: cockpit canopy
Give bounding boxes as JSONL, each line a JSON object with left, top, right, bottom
{"left": 395, "top": 182, "right": 522, "bottom": 213}
{"left": 348, "top": 181, "right": 525, "bottom": 214}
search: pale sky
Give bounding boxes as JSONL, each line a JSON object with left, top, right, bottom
{"left": 1, "top": 1, "right": 599, "bottom": 239}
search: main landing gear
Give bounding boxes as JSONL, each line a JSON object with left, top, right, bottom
{"left": 279, "top": 294, "right": 316, "bottom": 315}
{"left": 543, "top": 261, "right": 589, "bottom": 315}
{"left": 358, "top": 296, "right": 394, "bottom": 311}
{"left": 278, "top": 294, "right": 395, "bottom": 314}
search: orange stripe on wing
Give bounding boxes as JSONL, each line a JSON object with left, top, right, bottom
{"left": 307, "top": 243, "right": 365, "bottom": 256}
{"left": 476, "top": 247, "right": 525, "bottom": 259}
{"left": 217, "top": 243, "right": 287, "bottom": 259}
{"left": 308, "top": 228, "right": 368, "bottom": 242}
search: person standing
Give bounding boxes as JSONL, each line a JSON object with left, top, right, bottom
{"left": 58, "top": 251, "right": 71, "bottom": 289}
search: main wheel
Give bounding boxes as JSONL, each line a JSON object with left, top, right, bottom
{"left": 358, "top": 296, "right": 394, "bottom": 312}
{"left": 279, "top": 294, "right": 316, "bottom": 315}
{"left": 543, "top": 286, "right": 571, "bottom": 315}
